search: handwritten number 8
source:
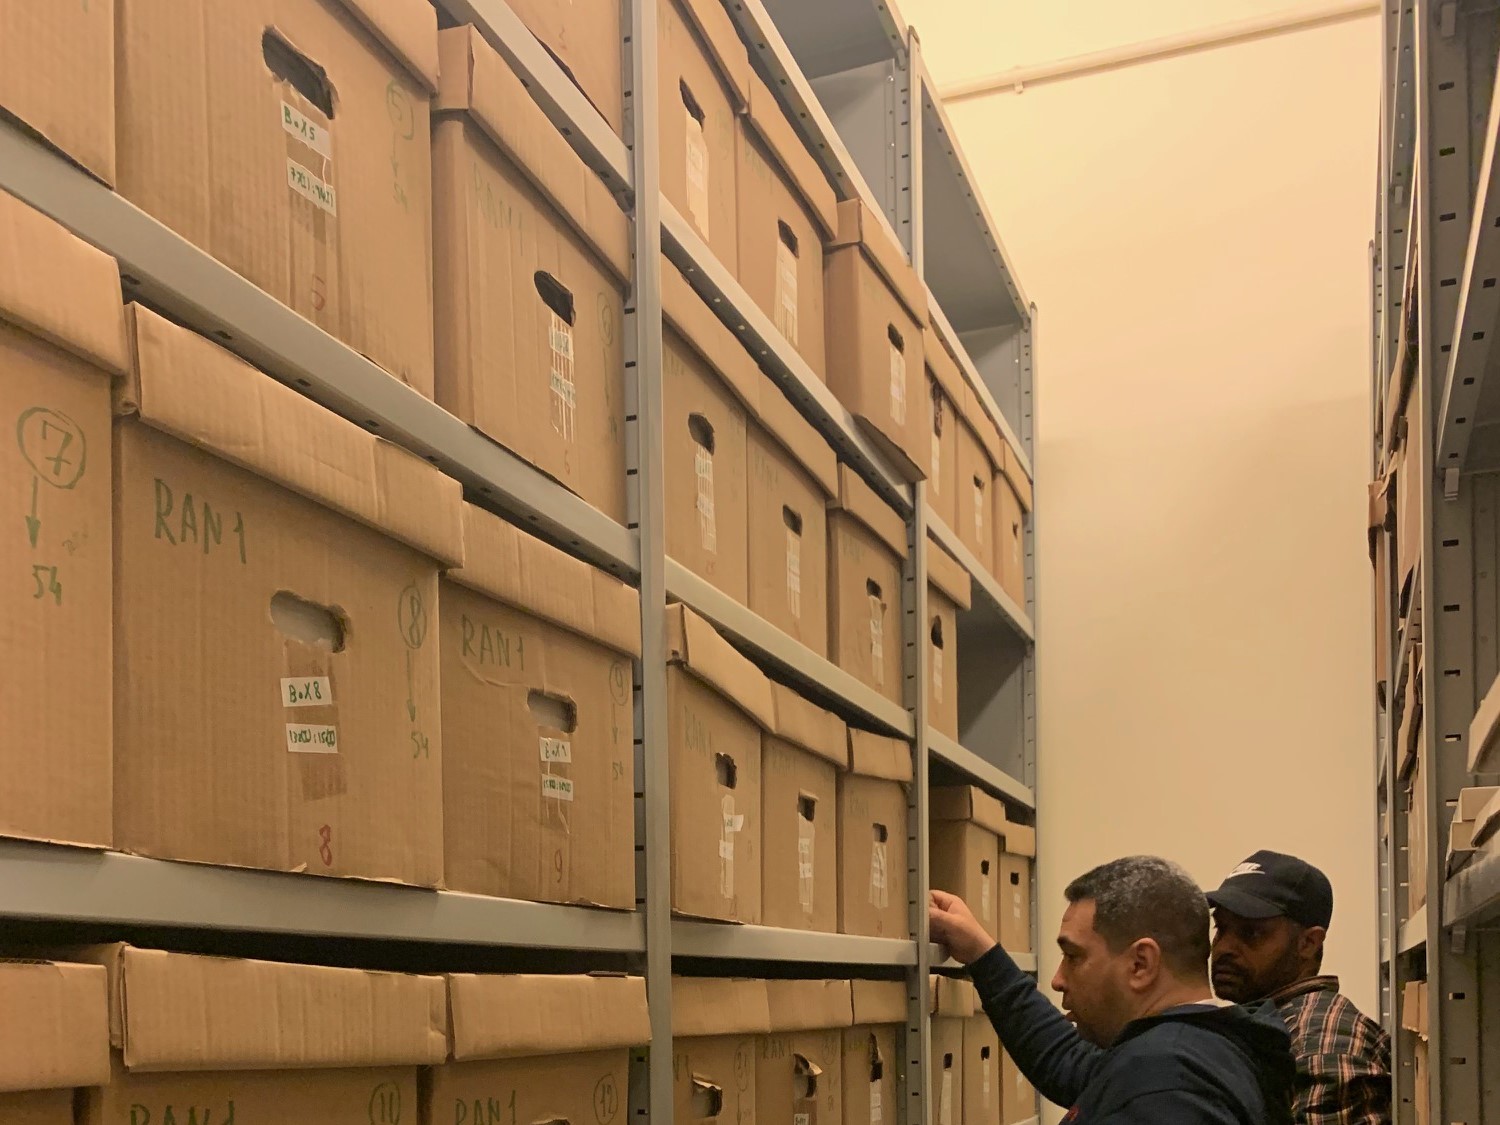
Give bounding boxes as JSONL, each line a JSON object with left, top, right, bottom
{"left": 318, "top": 824, "right": 333, "bottom": 867}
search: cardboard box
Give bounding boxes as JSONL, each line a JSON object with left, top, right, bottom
{"left": 828, "top": 466, "right": 907, "bottom": 704}
{"left": 674, "top": 978, "right": 772, "bottom": 1125}
{"left": 662, "top": 259, "right": 759, "bottom": 602}
{"left": 667, "top": 604, "right": 775, "bottom": 922}
{"left": 0, "top": 189, "right": 126, "bottom": 848}
{"left": 1407, "top": 736, "right": 1428, "bottom": 914}
{"left": 963, "top": 1016, "right": 1002, "bottom": 1125}
{"left": 1397, "top": 378, "right": 1424, "bottom": 604}
{"left": 762, "top": 684, "right": 847, "bottom": 931}
{"left": 843, "top": 981, "right": 907, "bottom": 1125}
{"left": 434, "top": 26, "right": 631, "bottom": 522}
{"left": 759, "top": 980, "right": 853, "bottom": 1125}
{"left": 116, "top": 0, "right": 439, "bottom": 393}
{"left": 78, "top": 945, "right": 446, "bottom": 1125}
{"left": 0, "top": 960, "right": 110, "bottom": 1124}
{"left": 1400, "top": 980, "right": 1428, "bottom": 1037}
{"left": 957, "top": 387, "right": 1003, "bottom": 578}
{"left": 749, "top": 373, "right": 838, "bottom": 656}
{"left": 736, "top": 73, "right": 838, "bottom": 377}
{"left": 998, "top": 821, "right": 1036, "bottom": 954}
{"left": 826, "top": 200, "right": 928, "bottom": 479}
{"left": 930, "top": 977, "right": 976, "bottom": 1125}
{"left": 113, "top": 305, "right": 462, "bottom": 885}
{"left": 659, "top": 0, "right": 749, "bottom": 273}
{"left": 1000, "top": 1048, "right": 1035, "bottom": 1125}
{"left": 930, "top": 787, "right": 1007, "bottom": 936}
{"left": 0, "top": 2, "right": 114, "bottom": 182}
{"left": 838, "top": 729, "right": 912, "bottom": 938}
{"left": 441, "top": 503, "right": 639, "bottom": 907}
{"left": 1475, "top": 787, "right": 1500, "bottom": 848}
{"left": 432, "top": 974, "right": 649, "bottom": 1125}
{"left": 506, "top": 0, "right": 623, "bottom": 135}
{"left": 928, "top": 541, "right": 973, "bottom": 739}
{"left": 1413, "top": 1037, "right": 1430, "bottom": 1125}
{"left": 924, "top": 324, "right": 966, "bottom": 535}
{"left": 994, "top": 441, "right": 1032, "bottom": 608}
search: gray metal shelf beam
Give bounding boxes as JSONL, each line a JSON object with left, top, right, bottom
{"left": 672, "top": 922, "right": 919, "bottom": 965}
{"left": 927, "top": 728, "right": 1036, "bottom": 810}
{"left": 1397, "top": 905, "right": 1428, "bottom": 955}
{"left": 1444, "top": 840, "right": 1500, "bottom": 927}
{"left": 756, "top": 0, "right": 907, "bottom": 79}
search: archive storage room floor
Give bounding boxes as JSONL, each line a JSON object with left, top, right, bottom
{"left": 0, "top": 1, "right": 1041, "bottom": 1124}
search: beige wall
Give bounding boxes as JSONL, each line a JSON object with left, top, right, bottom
{"left": 905, "top": 3, "right": 1383, "bottom": 1019}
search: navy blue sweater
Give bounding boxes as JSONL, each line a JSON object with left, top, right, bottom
{"left": 969, "top": 945, "right": 1294, "bottom": 1125}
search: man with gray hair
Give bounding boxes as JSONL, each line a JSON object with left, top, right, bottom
{"left": 930, "top": 855, "right": 1294, "bottom": 1125}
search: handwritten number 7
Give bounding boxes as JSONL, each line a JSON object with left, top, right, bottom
{"left": 31, "top": 565, "right": 61, "bottom": 605}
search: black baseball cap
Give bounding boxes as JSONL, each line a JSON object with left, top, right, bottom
{"left": 1206, "top": 850, "right": 1334, "bottom": 930}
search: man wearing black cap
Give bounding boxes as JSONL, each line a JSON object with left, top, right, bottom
{"left": 1208, "top": 851, "right": 1390, "bottom": 1125}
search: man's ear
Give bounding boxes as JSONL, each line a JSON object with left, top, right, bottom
{"left": 1300, "top": 925, "right": 1328, "bottom": 963}
{"left": 1127, "top": 938, "right": 1163, "bottom": 992}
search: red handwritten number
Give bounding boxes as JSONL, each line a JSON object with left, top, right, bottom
{"left": 318, "top": 824, "right": 333, "bottom": 867}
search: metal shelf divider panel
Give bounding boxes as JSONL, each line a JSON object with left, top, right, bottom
{"left": 928, "top": 513, "right": 1035, "bottom": 639}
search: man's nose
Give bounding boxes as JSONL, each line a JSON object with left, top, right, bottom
{"left": 1050, "top": 968, "right": 1065, "bottom": 993}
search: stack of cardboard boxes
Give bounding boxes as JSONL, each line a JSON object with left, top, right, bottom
{"left": 1401, "top": 980, "right": 1429, "bottom": 1125}
{"left": 929, "top": 787, "right": 1036, "bottom": 957}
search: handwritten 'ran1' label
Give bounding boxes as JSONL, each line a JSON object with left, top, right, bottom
{"left": 286, "top": 723, "right": 338, "bottom": 754}
{"left": 540, "top": 736, "right": 572, "bottom": 763}
{"left": 281, "top": 676, "right": 332, "bottom": 708}
{"left": 542, "top": 775, "right": 575, "bottom": 801}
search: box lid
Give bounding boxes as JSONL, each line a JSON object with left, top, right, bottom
{"left": 830, "top": 198, "right": 927, "bottom": 326}
{"left": 831, "top": 465, "right": 907, "bottom": 558}
{"left": 927, "top": 540, "right": 972, "bottom": 611}
{"left": 742, "top": 74, "right": 838, "bottom": 239}
{"left": 447, "top": 974, "right": 650, "bottom": 1061}
{"left": 670, "top": 0, "right": 752, "bottom": 109}
{"left": 1000, "top": 441, "right": 1033, "bottom": 513}
{"left": 849, "top": 979, "right": 908, "bottom": 1027}
{"left": 765, "top": 979, "right": 854, "bottom": 1032}
{"left": 672, "top": 978, "right": 772, "bottom": 1038}
{"left": 848, "top": 729, "right": 913, "bottom": 782}
{"left": 924, "top": 331, "right": 966, "bottom": 411}
{"left": 0, "top": 187, "right": 128, "bottom": 377}
{"left": 120, "top": 305, "right": 465, "bottom": 568}
{"left": 1475, "top": 788, "right": 1500, "bottom": 848}
{"left": 770, "top": 683, "right": 847, "bottom": 769}
{"left": 85, "top": 945, "right": 447, "bottom": 1072}
{"left": 960, "top": 383, "right": 1005, "bottom": 471}
{"left": 437, "top": 27, "right": 631, "bottom": 285}
{"left": 752, "top": 374, "right": 839, "bottom": 500}
{"left": 1001, "top": 821, "right": 1037, "bottom": 859}
{"left": 929, "top": 975, "right": 976, "bottom": 1018}
{"left": 448, "top": 504, "right": 641, "bottom": 658}
{"left": 0, "top": 961, "right": 109, "bottom": 1094}
{"left": 339, "top": 0, "right": 440, "bottom": 92}
{"left": 1458, "top": 786, "right": 1500, "bottom": 823}
{"left": 662, "top": 256, "right": 761, "bottom": 415}
{"left": 930, "top": 786, "right": 1008, "bottom": 838}
{"left": 666, "top": 603, "right": 776, "bottom": 730}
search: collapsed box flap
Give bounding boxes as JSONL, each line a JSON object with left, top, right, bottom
{"left": 765, "top": 980, "right": 854, "bottom": 1032}
{"left": 1458, "top": 786, "right": 1500, "bottom": 822}
{"left": 930, "top": 786, "right": 1007, "bottom": 838}
{"left": 662, "top": 256, "right": 760, "bottom": 414}
{"left": 670, "top": 0, "right": 752, "bottom": 108}
{"left": 437, "top": 27, "right": 631, "bottom": 285}
{"left": 752, "top": 374, "right": 838, "bottom": 499}
{"left": 121, "top": 305, "right": 464, "bottom": 567}
{"left": 666, "top": 604, "right": 776, "bottom": 730}
{"left": 448, "top": 504, "right": 641, "bottom": 658}
{"left": 338, "top": 0, "right": 440, "bottom": 91}
{"left": 961, "top": 384, "right": 1005, "bottom": 470}
{"left": 1000, "top": 821, "right": 1036, "bottom": 858}
{"left": 848, "top": 729, "right": 913, "bottom": 782}
{"left": 1000, "top": 442, "right": 1033, "bottom": 513}
{"left": 831, "top": 198, "right": 927, "bottom": 326}
{"left": 927, "top": 540, "right": 971, "bottom": 611}
{"left": 849, "top": 980, "right": 908, "bottom": 1027}
{"left": 923, "top": 324, "right": 966, "bottom": 407}
{"left": 743, "top": 74, "right": 838, "bottom": 239}
{"left": 0, "top": 188, "right": 128, "bottom": 377}
{"left": 929, "top": 975, "right": 976, "bottom": 1018}
{"left": 769, "top": 683, "right": 846, "bottom": 768}
{"left": 672, "top": 978, "right": 772, "bottom": 1038}
{"left": 448, "top": 974, "right": 649, "bottom": 1061}
{"left": 92, "top": 945, "right": 447, "bottom": 1072}
{"left": 832, "top": 465, "right": 907, "bottom": 558}
{"left": 0, "top": 961, "right": 109, "bottom": 1094}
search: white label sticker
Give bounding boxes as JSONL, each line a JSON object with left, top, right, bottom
{"left": 775, "top": 238, "right": 800, "bottom": 346}
{"left": 685, "top": 108, "right": 710, "bottom": 237}
{"left": 932, "top": 645, "right": 943, "bottom": 703}
{"left": 287, "top": 158, "right": 337, "bottom": 215}
{"left": 720, "top": 795, "right": 738, "bottom": 900}
{"left": 540, "top": 737, "right": 572, "bottom": 763}
{"left": 888, "top": 340, "right": 906, "bottom": 425}
{"left": 695, "top": 443, "right": 717, "bottom": 552}
{"left": 869, "top": 840, "right": 889, "bottom": 908}
{"left": 939, "top": 1071, "right": 953, "bottom": 1125}
{"left": 797, "top": 816, "right": 815, "bottom": 912}
{"left": 542, "top": 775, "right": 575, "bottom": 801}
{"left": 281, "top": 676, "right": 332, "bottom": 708}
{"left": 981, "top": 875, "right": 992, "bottom": 922}
{"left": 931, "top": 427, "right": 942, "bottom": 487}
{"left": 548, "top": 312, "right": 577, "bottom": 441}
{"left": 870, "top": 595, "right": 885, "bottom": 686}
{"left": 786, "top": 527, "right": 802, "bottom": 619}
{"left": 974, "top": 482, "right": 986, "bottom": 542}
{"left": 794, "top": 1115, "right": 810, "bottom": 1125}
{"left": 281, "top": 101, "right": 332, "bottom": 159}
{"left": 870, "top": 1081, "right": 883, "bottom": 1125}
{"left": 286, "top": 723, "right": 338, "bottom": 754}
{"left": 983, "top": 1058, "right": 992, "bottom": 1107}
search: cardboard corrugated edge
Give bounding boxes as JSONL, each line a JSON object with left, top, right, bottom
{"left": 82, "top": 945, "right": 447, "bottom": 1072}
{"left": 672, "top": 977, "right": 772, "bottom": 1039}
{"left": 1467, "top": 671, "right": 1500, "bottom": 774}
{"left": 447, "top": 974, "right": 650, "bottom": 1061}
{"left": 923, "top": 323, "right": 966, "bottom": 407}
{"left": 848, "top": 729, "right": 914, "bottom": 783}
{"left": 850, "top": 979, "right": 908, "bottom": 1026}
{"left": 666, "top": 603, "right": 776, "bottom": 730}
{"left": 661, "top": 256, "right": 761, "bottom": 414}
{"left": 119, "top": 305, "right": 465, "bottom": 568}
{"left": 447, "top": 503, "right": 641, "bottom": 659}
{"left": 670, "top": 0, "right": 752, "bottom": 109}
{"left": 830, "top": 198, "right": 928, "bottom": 326}
{"left": 832, "top": 465, "right": 907, "bottom": 558}
{"left": 1000, "top": 821, "right": 1037, "bottom": 859}
{"left": 0, "top": 961, "right": 109, "bottom": 1094}
{"left": 769, "top": 683, "right": 847, "bottom": 769}
{"left": 1000, "top": 441, "right": 1033, "bottom": 513}
{"left": 742, "top": 73, "right": 838, "bottom": 239}
{"left": 927, "top": 538, "right": 972, "bottom": 611}
{"left": 930, "top": 786, "right": 1007, "bottom": 839}
{"left": 752, "top": 373, "right": 839, "bottom": 499}
{"left": 437, "top": 27, "right": 631, "bottom": 285}
{"left": 0, "top": 187, "right": 128, "bottom": 376}
{"left": 929, "top": 975, "right": 976, "bottom": 1018}
{"left": 765, "top": 979, "right": 854, "bottom": 1032}
{"left": 338, "top": 0, "right": 441, "bottom": 92}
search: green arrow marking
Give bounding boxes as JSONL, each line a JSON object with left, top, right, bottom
{"left": 24, "top": 477, "right": 39, "bottom": 548}
{"left": 405, "top": 649, "right": 417, "bottom": 722}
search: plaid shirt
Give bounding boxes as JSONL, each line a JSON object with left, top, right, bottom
{"left": 1271, "top": 976, "right": 1391, "bottom": 1125}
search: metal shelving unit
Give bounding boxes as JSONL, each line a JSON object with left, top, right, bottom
{"left": 1, "top": 0, "right": 1040, "bottom": 1122}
